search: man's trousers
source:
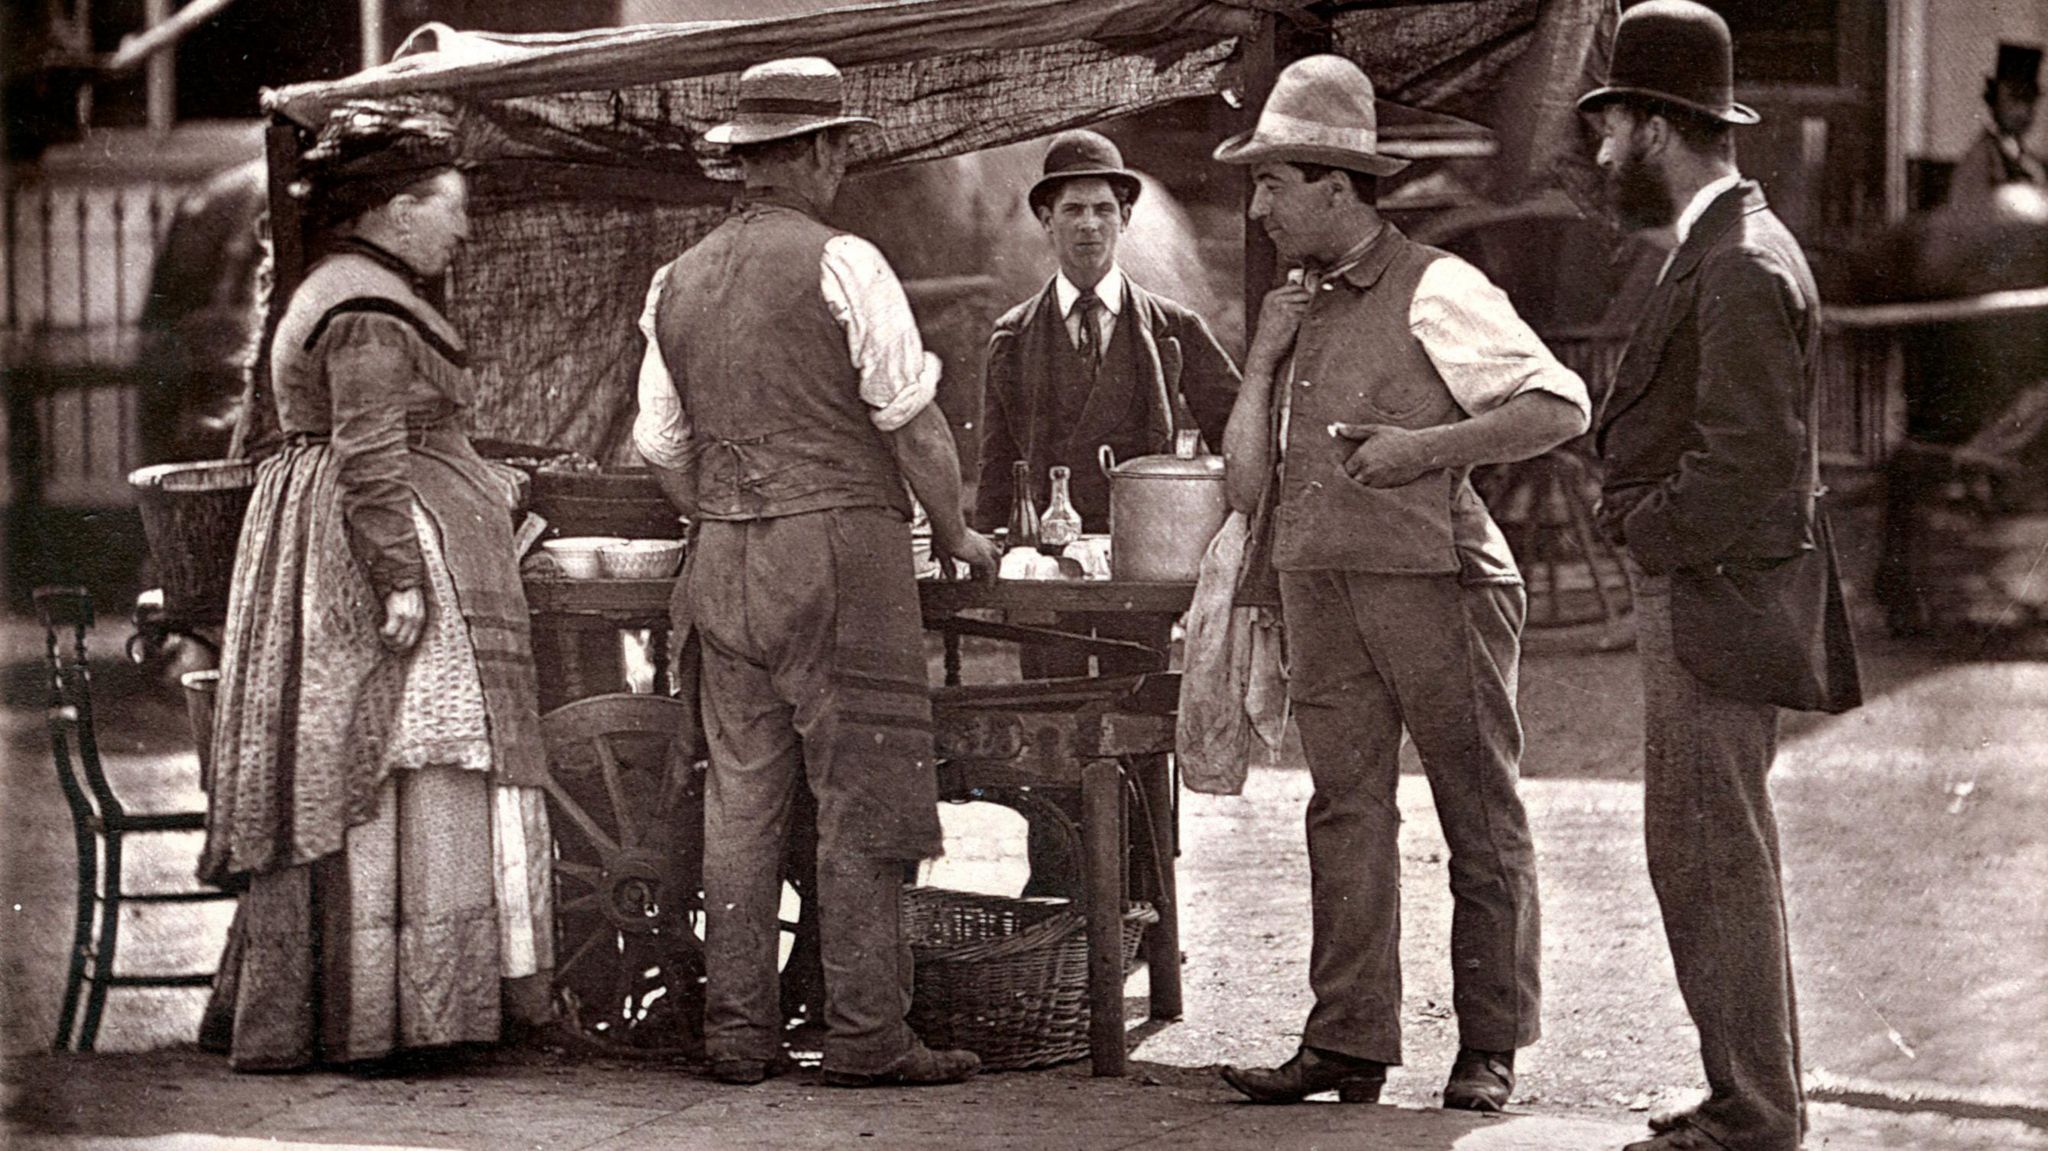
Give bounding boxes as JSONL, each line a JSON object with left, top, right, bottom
{"left": 1629, "top": 561, "right": 1804, "bottom": 1151}
{"left": 1278, "top": 569, "right": 1542, "bottom": 1065}
{"left": 686, "top": 508, "right": 941, "bottom": 1076}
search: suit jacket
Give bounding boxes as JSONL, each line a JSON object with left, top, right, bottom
{"left": 974, "top": 275, "right": 1239, "bottom": 532}
{"left": 1598, "top": 180, "right": 1861, "bottom": 713}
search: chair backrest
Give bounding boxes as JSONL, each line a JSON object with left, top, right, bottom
{"left": 33, "top": 586, "right": 122, "bottom": 826}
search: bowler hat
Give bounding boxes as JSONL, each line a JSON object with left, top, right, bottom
{"left": 1992, "top": 42, "right": 2043, "bottom": 98}
{"left": 1211, "top": 55, "right": 1411, "bottom": 177}
{"left": 1577, "top": 0, "right": 1760, "bottom": 126}
{"left": 1028, "top": 130, "right": 1143, "bottom": 215}
{"left": 704, "top": 57, "right": 876, "bottom": 147}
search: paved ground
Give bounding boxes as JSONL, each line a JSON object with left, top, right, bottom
{"left": 2, "top": 602, "right": 2045, "bottom": 1149}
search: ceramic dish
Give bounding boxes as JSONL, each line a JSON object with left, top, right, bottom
{"left": 599, "top": 538, "right": 686, "bottom": 579}
{"left": 540, "top": 535, "right": 627, "bottom": 579}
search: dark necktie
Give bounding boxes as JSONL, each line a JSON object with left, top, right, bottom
{"left": 1075, "top": 293, "right": 1105, "bottom": 371}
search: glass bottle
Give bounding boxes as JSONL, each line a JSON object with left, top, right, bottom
{"left": 1006, "top": 459, "right": 1040, "bottom": 552}
{"left": 1038, "top": 464, "right": 1082, "bottom": 553}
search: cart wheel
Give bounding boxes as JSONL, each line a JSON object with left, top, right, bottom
{"left": 1475, "top": 451, "right": 1634, "bottom": 648}
{"left": 542, "top": 694, "right": 709, "bottom": 1056}
{"left": 540, "top": 693, "right": 817, "bottom": 1058}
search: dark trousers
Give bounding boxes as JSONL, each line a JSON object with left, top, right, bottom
{"left": 1279, "top": 570, "right": 1541, "bottom": 1065}
{"left": 1628, "top": 561, "right": 1804, "bottom": 1151}
{"left": 688, "top": 510, "right": 935, "bottom": 1076}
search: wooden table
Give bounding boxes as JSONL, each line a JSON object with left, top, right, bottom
{"left": 524, "top": 574, "right": 1195, "bottom": 1075}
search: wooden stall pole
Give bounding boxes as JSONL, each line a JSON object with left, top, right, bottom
{"left": 1083, "top": 758, "right": 1127, "bottom": 1076}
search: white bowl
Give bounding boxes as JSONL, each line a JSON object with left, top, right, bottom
{"left": 541, "top": 536, "right": 627, "bottom": 579}
{"left": 599, "top": 538, "right": 685, "bottom": 579}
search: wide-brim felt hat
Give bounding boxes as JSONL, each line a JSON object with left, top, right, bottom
{"left": 1027, "top": 130, "right": 1143, "bottom": 212}
{"left": 1578, "top": 0, "right": 1760, "bottom": 126}
{"left": 1212, "top": 55, "right": 1411, "bottom": 177}
{"left": 1994, "top": 41, "right": 2043, "bottom": 96}
{"left": 704, "top": 56, "right": 877, "bottom": 146}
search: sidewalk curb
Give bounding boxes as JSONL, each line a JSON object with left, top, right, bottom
{"left": 1808, "top": 1069, "right": 2048, "bottom": 1129}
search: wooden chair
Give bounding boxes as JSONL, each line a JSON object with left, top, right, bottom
{"left": 35, "top": 586, "right": 235, "bottom": 1051}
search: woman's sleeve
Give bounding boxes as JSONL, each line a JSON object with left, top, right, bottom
{"left": 323, "top": 311, "right": 425, "bottom": 596}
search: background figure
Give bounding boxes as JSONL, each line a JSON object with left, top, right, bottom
{"left": 1948, "top": 41, "right": 2044, "bottom": 215}
{"left": 1213, "top": 55, "right": 1588, "bottom": 1114}
{"left": 633, "top": 56, "right": 997, "bottom": 1089}
{"left": 1580, "top": 4, "right": 1863, "bottom": 1149}
{"left": 199, "top": 101, "right": 555, "bottom": 1071}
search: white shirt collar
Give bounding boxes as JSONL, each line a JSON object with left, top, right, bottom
{"left": 1672, "top": 173, "right": 1741, "bottom": 249}
{"left": 1054, "top": 265, "right": 1125, "bottom": 316}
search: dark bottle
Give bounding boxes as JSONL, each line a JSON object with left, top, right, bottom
{"left": 1006, "top": 459, "right": 1040, "bottom": 552}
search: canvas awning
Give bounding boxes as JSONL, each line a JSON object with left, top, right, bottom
{"left": 254, "top": 0, "right": 1614, "bottom": 459}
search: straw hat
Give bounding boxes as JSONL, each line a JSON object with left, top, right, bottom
{"left": 1211, "top": 55, "right": 1410, "bottom": 177}
{"left": 704, "top": 56, "right": 876, "bottom": 147}
{"left": 1027, "top": 130, "right": 1143, "bottom": 214}
{"left": 1577, "top": 0, "right": 1760, "bottom": 126}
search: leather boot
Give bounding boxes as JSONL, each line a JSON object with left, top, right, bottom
{"left": 1221, "top": 1047, "right": 1386, "bottom": 1104}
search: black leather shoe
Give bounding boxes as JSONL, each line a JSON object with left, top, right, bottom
{"left": 709, "top": 1049, "right": 798, "bottom": 1085}
{"left": 1442, "top": 1047, "right": 1514, "bottom": 1112}
{"left": 1221, "top": 1047, "right": 1386, "bottom": 1104}
{"left": 1647, "top": 1106, "right": 1699, "bottom": 1134}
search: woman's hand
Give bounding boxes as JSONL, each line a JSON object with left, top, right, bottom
{"left": 381, "top": 587, "right": 427, "bottom": 652}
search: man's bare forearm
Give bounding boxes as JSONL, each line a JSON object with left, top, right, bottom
{"left": 889, "top": 404, "right": 973, "bottom": 549}
{"left": 649, "top": 458, "right": 698, "bottom": 520}
{"left": 1414, "top": 392, "right": 1586, "bottom": 470}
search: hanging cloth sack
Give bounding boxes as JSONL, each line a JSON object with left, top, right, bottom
{"left": 1177, "top": 511, "right": 1287, "bottom": 795}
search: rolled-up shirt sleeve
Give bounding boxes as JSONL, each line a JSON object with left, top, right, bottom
{"left": 632, "top": 262, "right": 695, "bottom": 471}
{"left": 324, "top": 312, "right": 425, "bottom": 596}
{"left": 1410, "top": 256, "right": 1590, "bottom": 420}
{"left": 820, "top": 234, "right": 939, "bottom": 432}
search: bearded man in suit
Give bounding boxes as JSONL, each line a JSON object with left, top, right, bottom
{"left": 1580, "top": 5, "right": 1862, "bottom": 1148}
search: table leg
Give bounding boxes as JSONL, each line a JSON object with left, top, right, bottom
{"left": 1135, "top": 752, "right": 1183, "bottom": 1020}
{"left": 1083, "top": 758, "right": 1126, "bottom": 1076}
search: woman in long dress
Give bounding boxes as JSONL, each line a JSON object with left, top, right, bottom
{"left": 200, "top": 101, "right": 553, "bottom": 1071}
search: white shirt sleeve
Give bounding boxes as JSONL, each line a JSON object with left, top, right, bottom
{"left": 1409, "top": 256, "right": 1591, "bottom": 420}
{"left": 820, "top": 233, "right": 940, "bottom": 432}
{"left": 631, "top": 261, "right": 695, "bottom": 471}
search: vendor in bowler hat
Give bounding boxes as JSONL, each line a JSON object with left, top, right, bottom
{"left": 1212, "top": 52, "right": 1590, "bottom": 1111}
{"left": 1950, "top": 40, "right": 2045, "bottom": 211}
{"left": 1582, "top": 4, "right": 1861, "bottom": 1148}
{"left": 973, "top": 128, "right": 1240, "bottom": 676}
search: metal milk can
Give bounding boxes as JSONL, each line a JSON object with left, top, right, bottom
{"left": 1098, "top": 431, "right": 1229, "bottom": 582}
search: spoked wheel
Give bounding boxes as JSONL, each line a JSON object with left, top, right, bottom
{"left": 542, "top": 694, "right": 708, "bottom": 1056}
{"left": 540, "top": 693, "right": 820, "bottom": 1057}
{"left": 1475, "top": 450, "right": 1634, "bottom": 649}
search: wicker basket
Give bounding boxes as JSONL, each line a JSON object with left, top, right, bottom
{"left": 903, "top": 886, "right": 1157, "bottom": 1071}
{"left": 128, "top": 460, "right": 257, "bottom": 621}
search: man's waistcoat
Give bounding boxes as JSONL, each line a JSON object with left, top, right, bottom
{"left": 653, "top": 199, "right": 909, "bottom": 521}
{"left": 1273, "top": 225, "right": 1487, "bottom": 574}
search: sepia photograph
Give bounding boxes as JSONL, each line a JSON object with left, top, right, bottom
{"left": 2, "top": 1, "right": 2044, "bottom": 1148}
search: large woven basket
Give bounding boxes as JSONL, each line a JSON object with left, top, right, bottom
{"left": 128, "top": 460, "right": 257, "bottom": 621}
{"left": 903, "top": 886, "right": 1156, "bottom": 1071}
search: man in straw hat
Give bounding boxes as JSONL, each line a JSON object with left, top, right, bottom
{"left": 1212, "top": 54, "right": 1589, "bottom": 1110}
{"left": 1580, "top": 3, "right": 1861, "bottom": 1148}
{"left": 1949, "top": 40, "right": 2045, "bottom": 213}
{"left": 974, "top": 128, "right": 1240, "bottom": 897}
{"left": 633, "top": 56, "right": 997, "bottom": 1088}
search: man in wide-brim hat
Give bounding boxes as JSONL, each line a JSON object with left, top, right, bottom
{"left": 633, "top": 55, "right": 996, "bottom": 1090}
{"left": 1581, "top": 4, "right": 1862, "bottom": 1149}
{"left": 974, "top": 128, "right": 1240, "bottom": 694}
{"left": 1949, "top": 40, "right": 2045, "bottom": 212}
{"left": 1211, "top": 53, "right": 1590, "bottom": 1113}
